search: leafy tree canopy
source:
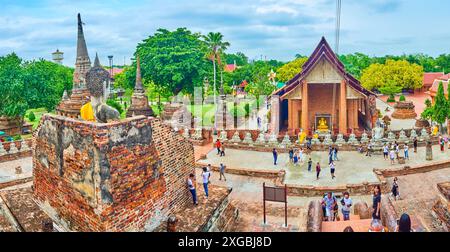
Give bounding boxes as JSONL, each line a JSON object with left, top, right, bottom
{"left": 277, "top": 57, "right": 308, "bottom": 82}
{"left": 0, "top": 53, "right": 27, "bottom": 118}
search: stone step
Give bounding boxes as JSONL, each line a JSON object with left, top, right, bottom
{"left": 321, "top": 218, "right": 372, "bottom": 232}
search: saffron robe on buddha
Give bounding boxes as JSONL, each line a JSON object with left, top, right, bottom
{"left": 80, "top": 102, "right": 96, "bottom": 122}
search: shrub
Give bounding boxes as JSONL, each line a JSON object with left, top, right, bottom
{"left": 106, "top": 99, "right": 124, "bottom": 115}
{"left": 387, "top": 94, "right": 396, "bottom": 103}
{"left": 399, "top": 95, "right": 406, "bottom": 102}
{"left": 244, "top": 103, "right": 250, "bottom": 117}
{"left": 13, "top": 135, "right": 22, "bottom": 141}
{"left": 28, "top": 111, "right": 36, "bottom": 122}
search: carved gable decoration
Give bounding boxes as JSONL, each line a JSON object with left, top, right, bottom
{"left": 347, "top": 85, "right": 365, "bottom": 99}
{"left": 281, "top": 83, "right": 302, "bottom": 100}
{"left": 305, "top": 58, "right": 342, "bottom": 84}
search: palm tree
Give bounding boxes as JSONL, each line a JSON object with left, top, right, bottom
{"left": 203, "top": 32, "right": 230, "bottom": 104}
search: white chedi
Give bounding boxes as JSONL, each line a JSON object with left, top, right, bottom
{"left": 20, "top": 140, "right": 30, "bottom": 151}
{"left": 242, "top": 132, "right": 254, "bottom": 145}
{"left": 0, "top": 142, "right": 6, "bottom": 155}
{"left": 268, "top": 132, "right": 279, "bottom": 146}
{"left": 360, "top": 131, "right": 370, "bottom": 144}
{"left": 279, "top": 134, "right": 292, "bottom": 148}
{"left": 231, "top": 131, "right": 242, "bottom": 143}
{"left": 255, "top": 132, "right": 266, "bottom": 145}
{"left": 335, "top": 134, "right": 345, "bottom": 145}
{"left": 311, "top": 137, "right": 321, "bottom": 145}
{"left": 347, "top": 133, "right": 359, "bottom": 145}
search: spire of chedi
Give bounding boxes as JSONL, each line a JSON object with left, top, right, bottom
{"left": 73, "top": 13, "right": 92, "bottom": 88}
{"left": 126, "top": 56, "right": 154, "bottom": 118}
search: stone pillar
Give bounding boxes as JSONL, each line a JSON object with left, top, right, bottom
{"left": 426, "top": 140, "right": 433, "bottom": 161}
{"left": 339, "top": 80, "right": 348, "bottom": 134}
{"left": 301, "top": 81, "right": 309, "bottom": 132}
{"left": 288, "top": 99, "right": 293, "bottom": 131}
{"left": 353, "top": 100, "right": 359, "bottom": 129}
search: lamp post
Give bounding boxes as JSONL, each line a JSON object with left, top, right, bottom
{"left": 108, "top": 55, "right": 114, "bottom": 97}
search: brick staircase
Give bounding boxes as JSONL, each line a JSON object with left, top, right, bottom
{"left": 321, "top": 214, "right": 372, "bottom": 232}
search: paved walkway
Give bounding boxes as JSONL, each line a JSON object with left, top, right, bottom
{"left": 202, "top": 146, "right": 450, "bottom": 186}
{"left": 0, "top": 157, "right": 33, "bottom": 184}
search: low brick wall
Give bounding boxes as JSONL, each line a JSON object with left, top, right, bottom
{"left": 0, "top": 139, "right": 33, "bottom": 163}
{"left": 0, "top": 177, "right": 33, "bottom": 190}
{"left": 373, "top": 160, "right": 450, "bottom": 179}
{"left": 285, "top": 181, "right": 387, "bottom": 197}
{"left": 195, "top": 162, "right": 283, "bottom": 179}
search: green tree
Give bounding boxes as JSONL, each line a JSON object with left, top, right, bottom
{"left": 432, "top": 82, "right": 448, "bottom": 133}
{"left": 136, "top": 28, "right": 210, "bottom": 96}
{"left": 203, "top": 32, "right": 230, "bottom": 103}
{"left": 23, "top": 59, "right": 73, "bottom": 111}
{"left": 277, "top": 57, "right": 308, "bottom": 82}
{"left": 378, "top": 80, "right": 403, "bottom": 102}
{"left": 0, "top": 53, "right": 27, "bottom": 118}
{"left": 421, "top": 98, "right": 433, "bottom": 122}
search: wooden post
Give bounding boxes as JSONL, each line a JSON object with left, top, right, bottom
{"left": 263, "top": 183, "right": 266, "bottom": 225}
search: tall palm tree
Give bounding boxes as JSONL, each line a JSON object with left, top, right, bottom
{"left": 203, "top": 32, "right": 230, "bottom": 104}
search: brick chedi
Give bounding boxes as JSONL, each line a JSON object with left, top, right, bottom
{"left": 33, "top": 114, "right": 195, "bottom": 231}
{"left": 126, "top": 56, "right": 154, "bottom": 118}
{"left": 56, "top": 13, "right": 91, "bottom": 119}
{"left": 392, "top": 101, "right": 417, "bottom": 119}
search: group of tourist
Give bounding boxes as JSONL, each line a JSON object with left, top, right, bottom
{"left": 215, "top": 139, "right": 226, "bottom": 157}
{"left": 382, "top": 141, "right": 410, "bottom": 165}
{"left": 187, "top": 163, "right": 227, "bottom": 206}
{"left": 288, "top": 148, "right": 306, "bottom": 166}
{"left": 438, "top": 135, "right": 450, "bottom": 151}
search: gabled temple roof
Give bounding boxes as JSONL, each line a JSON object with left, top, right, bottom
{"left": 273, "top": 37, "right": 373, "bottom": 97}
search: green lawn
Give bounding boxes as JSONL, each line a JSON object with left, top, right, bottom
{"left": 24, "top": 108, "right": 49, "bottom": 130}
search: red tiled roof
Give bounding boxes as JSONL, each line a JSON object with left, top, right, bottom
{"left": 423, "top": 72, "right": 444, "bottom": 86}
{"left": 224, "top": 64, "right": 237, "bottom": 72}
{"left": 429, "top": 79, "right": 449, "bottom": 95}
{"left": 438, "top": 73, "right": 450, "bottom": 80}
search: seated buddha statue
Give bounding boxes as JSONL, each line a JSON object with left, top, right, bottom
{"left": 317, "top": 118, "right": 329, "bottom": 131}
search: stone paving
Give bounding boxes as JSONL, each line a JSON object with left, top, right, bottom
{"left": 202, "top": 146, "right": 450, "bottom": 187}
{"left": 0, "top": 157, "right": 33, "bottom": 184}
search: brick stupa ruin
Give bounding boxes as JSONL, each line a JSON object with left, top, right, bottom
{"left": 126, "top": 56, "right": 154, "bottom": 118}
{"left": 56, "top": 13, "right": 91, "bottom": 118}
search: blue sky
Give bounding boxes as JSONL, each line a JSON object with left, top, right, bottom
{"left": 0, "top": 0, "right": 449, "bottom": 66}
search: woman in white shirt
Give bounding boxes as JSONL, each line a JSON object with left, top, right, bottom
{"left": 201, "top": 167, "right": 210, "bottom": 199}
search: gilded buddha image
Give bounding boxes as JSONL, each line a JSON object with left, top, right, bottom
{"left": 317, "top": 117, "right": 329, "bottom": 131}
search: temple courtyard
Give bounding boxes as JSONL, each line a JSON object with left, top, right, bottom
{"left": 201, "top": 146, "right": 450, "bottom": 186}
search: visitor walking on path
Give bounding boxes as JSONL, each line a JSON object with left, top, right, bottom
{"left": 389, "top": 148, "right": 396, "bottom": 165}
{"left": 413, "top": 138, "right": 418, "bottom": 153}
{"left": 272, "top": 148, "right": 278, "bottom": 165}
{"left": 289, "top": 149, "right": 294, "bottom": 163}
{"left": 404, "top": 145, "right": 409, "bottom": 160}
{"left": 328, "top": 151, "right": 333, "bottom": 165}
{"left": 219, "top": 163, "right": 227, "bottom": 181}
{"left": 216, "top": 139, "right": 222, "bottom": 155}
{"left": 372, "top": 185, "right": 382, "bottom": 220}
{"left": 220, "top": 144, "right": 225, "bottom": 157}
{"left": 316, "top": 162, "right": 321, "bottom": 180}
{"left": 333, "top": 147, "right": 339, "bottom": 161}
{"left": 366, "top": 143, "right": 372, "bottom": 157}
{"left": 322, "top": 192, "right": 337, "bottom": 222}
{"left": 329, "top": 161, "right": 336, "bottom": 179}
{"left": 341, "top": 192, "right": 353, "bottom": 221}
{"left": 394, "top": 142, "right": 400, "bottom": 160}
{"left": 440, "top": 137, "right": 445, "bottom": 152}
{"left": 391, "top": 177, "right": 399, "bottom": 201}
{"left": 187, "top": 174, "right": 198, "bottom": 205}
{"left": 202, "top": 167, "right": 211, "bottom": 199}
{"left": 293, "top": 151, "right": 299, "bottom": 166}
{"left": 308, "top": 158, "right": 313, "bottom": 172}
{"left": 383, "top": 145, "right": 389, "bottom": 160}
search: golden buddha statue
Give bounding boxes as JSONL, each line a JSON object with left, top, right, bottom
{"left": 317, "top": 118, "right": 329, "bottom": 131}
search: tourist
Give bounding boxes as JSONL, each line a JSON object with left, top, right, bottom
{"left": 307, "top": 158, "right": 313, "bottom": 172}
{"left": 396, "top": 213, "right": 412, "bottom": 232}
{"left": 219, "top": 163, "right": 227, "bottom": 181}
{"left": 440, "top": 137, "right": 445, "bottom": 152}
{"left": 357, "top": 145, "right": 364, "bottom": 154}
{"left": 316, "top": 162, "right": 321, "bottom": 180}
{"left": 220, "top": 144, "right": 225, "bottom": 157}
{"left": 307, "top": 138, "right": 312, "bottom": 150}
{"left": 341, "top": 192, "right": 353, "bottom": 221}
{"left": 321, "top": 192, "right": 337, "bottom": 221}
{"left": 333, "top": 147, "right": 339, "bottom": 161}
{"left": 293, "top": 151, "right": 299, "bottom": 166}
{"left": 328, "top": 150, "right": 333, "bottom": 165}
{"left": 404, "top": 144, "right": 409, "bottom": 160}
{"left": 389, "top": 148, "right": 396, "bottom": 165}
{"left": 372, "top": 185, "right": 382, "bottom": 220}
{"left": 272, "top": 148, "right": 278, "bottom": 165}
{"left": 289, "top": 149, "right": 294, "bottom": 163}
{"left": 257, "top": 117, "right": 261, "bottom": 129}
{"left": 329, "top": 161, "right": 336, "bottom": 179}
{"left": 383, "top": 144, "right": 389, "bottom": 160}
{"left": 201, "top": 167, "right": 210, "bottom": 199}
{"left": 413, "top": 137, "right": 418, "bottom": 153}
{"left": 366, "top": 143, "right": 372, "bottom": 157}
{"left": 368, "top": 218, "right": 385, "bottom": 232}
{"left": 343, "top": 226, "right": 354, "bottom": 232}
{"left": 187, "top": 173, "right": 198, "bottom": 205}
{"left": 394, "top": 142, "right": 400, "bottom": 159}
{"left": 216, "top": 139, "right": 222, "bottom": 155}
{"left": 207, "top": 164, "right": 212, "bottom": 174}
{"left": 299, "top": 148, "right": 304, "bottom": 162}
{"left": 391, "top": 177, "right": 399, "bottom": 201}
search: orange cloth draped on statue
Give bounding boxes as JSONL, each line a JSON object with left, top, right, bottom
{"left": 80, "top": 102, "right": 95, "bottom": 122}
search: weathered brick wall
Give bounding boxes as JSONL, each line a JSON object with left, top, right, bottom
{"left": 33, "top": 114, "right": 195, "bottom": 232}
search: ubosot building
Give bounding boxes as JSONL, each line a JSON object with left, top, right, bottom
{"left": 272, "top": 37, "right": 377, "bottom": 135}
